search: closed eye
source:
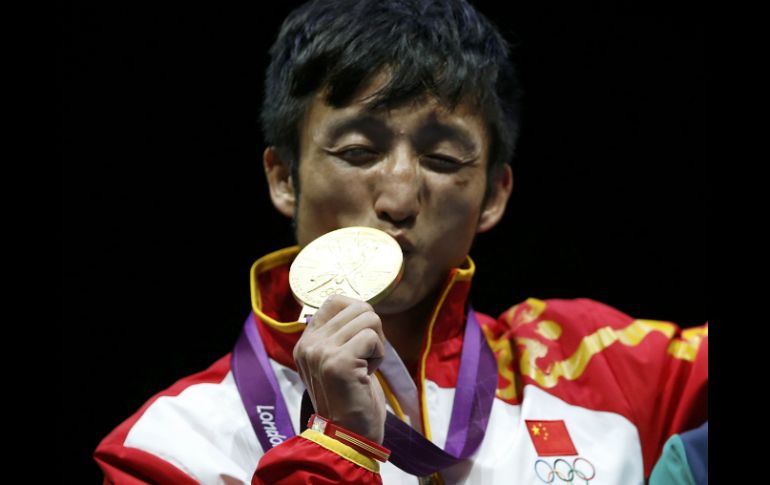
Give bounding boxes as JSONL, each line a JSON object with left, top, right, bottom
{"left": 327, "top": 147, "right": 380, "bottom": 165}
{"left": 421, "top": 154, "right": 468, "bottom": 173}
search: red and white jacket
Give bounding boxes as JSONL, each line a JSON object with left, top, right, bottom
{"left": 95, "top": 246, "right": 708, "bottom": 484}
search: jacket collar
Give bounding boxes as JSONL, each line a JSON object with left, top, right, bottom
{"left": 249, "top": 246, "right": 476, "bottom": 368}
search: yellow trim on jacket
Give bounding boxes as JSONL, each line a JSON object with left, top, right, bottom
{"left": 300, "top": 429, "right": 380, "bottom": 473}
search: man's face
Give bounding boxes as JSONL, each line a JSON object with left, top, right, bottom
{"left": 267, "top": 74, "right": 511, "bottom": 315}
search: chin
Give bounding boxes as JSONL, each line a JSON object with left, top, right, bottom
{"left": 372, "top": 291, "right": 415, "bottom": 315}
{"left": 371, "top": 275, "right": 429, "bottom": 313}
{"left": 371, "top": 256, "right": 448, "bottom": 316}
{"left": 372, "top": 272, "right": 437, "bottom": 316}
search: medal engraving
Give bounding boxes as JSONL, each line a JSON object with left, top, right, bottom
{"left": 290, "top": 227, "right": 404, "bottom": 321}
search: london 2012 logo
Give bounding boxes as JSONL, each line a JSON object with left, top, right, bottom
{"left": 534, "top": 457, "right": 596, "bottom": 484}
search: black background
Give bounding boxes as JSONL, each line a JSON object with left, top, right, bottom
{"left": 58, "top": 1, "right": 707, "bottom": 481}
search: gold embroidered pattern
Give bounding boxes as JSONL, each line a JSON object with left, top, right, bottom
{"left": 667, "top": 325, "right": 708, "bottom": 362}
{"left": 536, "top": 320, "right": 562, "bottom": 340}
{"left": 516, "top": 319, "right": 705, "bottom": 388}
{"left": 481, "top": 324, "right": 520, "bottom": 401}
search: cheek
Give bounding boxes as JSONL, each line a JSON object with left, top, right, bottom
{"left": 427, "top": 175, "right": 486, "bottom": 255}
{"left": 435, "top": 174, "right": 485, "bottom": 224}
{"left": 302, "top": 164, "right": 370, "bottom": 208}
{"left": 295, "top": 161, "right": 372, "bottom": 243}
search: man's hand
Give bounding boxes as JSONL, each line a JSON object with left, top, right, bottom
{"left": 293, "top": 295, "right": 387, "bottom": 444}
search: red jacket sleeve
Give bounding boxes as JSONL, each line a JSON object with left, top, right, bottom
{"left": 253, "top": 431, "right": 382, "bottom": 484}
{"left": 94, "top": 443, "right": 201, "bottom": 485}
{"left": 93, "top": 354, "right": 243, "bottom": 484}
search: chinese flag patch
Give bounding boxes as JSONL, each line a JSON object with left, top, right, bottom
{"left": 525, "top": 420, "right": 578, "bottom": 456}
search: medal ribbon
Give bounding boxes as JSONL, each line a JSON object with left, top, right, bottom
{"left": 231, "top": 313, "right": 295, "bottom": 451}
{"left": 231, "top": 307, "right": 497, "bottom": 475}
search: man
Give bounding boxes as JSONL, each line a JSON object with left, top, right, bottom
{"left": 94, "top": 0, "right": 708, "bottom": 483}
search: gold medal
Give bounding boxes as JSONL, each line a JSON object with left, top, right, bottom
{"left": 289, "top": 226, "right": 404, "bottom": 322}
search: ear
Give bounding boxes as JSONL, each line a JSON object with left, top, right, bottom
{"left": 477, "top": 164, "right": 513, "bottom": 233}
{"left": 263, "top": 146, "right": 296, "bottom": 218}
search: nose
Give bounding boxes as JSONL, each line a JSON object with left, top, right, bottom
{"left": 373, "top": 145, "right": 421, "bottom": 226}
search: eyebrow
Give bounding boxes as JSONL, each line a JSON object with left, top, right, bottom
{"left": 324, "top": 114, "right": 391, "bottom": 143}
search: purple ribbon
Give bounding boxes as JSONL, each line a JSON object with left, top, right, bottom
{"left": 231, "top": 307, "right": 497, "bottom": 476}
{"left": 384, "top": 309, "right": 498, "bottom": 475}
{"left": 231, "top": 314, "right": 295, "bottom": 451}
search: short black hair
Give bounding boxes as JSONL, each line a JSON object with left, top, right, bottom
{"left": 261, "top": 0, "right": 522, "bottom": 195}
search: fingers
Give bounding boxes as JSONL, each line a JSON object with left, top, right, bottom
{"left": 309, "top": 295, "right": 386, "bottom": 344}
{"left": 330, "top": 309, "right": 384, "bottom": 347}
{"left": 293, "top": 295, "right": 386, "bottom": 378}
{"left": 341, "top": 328, "right": 385, "bottom": 377}
{"left": 308, "top": 294, "right": 360, "bottom": 327}
{"left": 294, "top": 326, "right": 384, "bottom": 388}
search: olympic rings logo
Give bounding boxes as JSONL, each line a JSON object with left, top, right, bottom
{"left": 534, "top": 457, "right": 596, "bottom": 483}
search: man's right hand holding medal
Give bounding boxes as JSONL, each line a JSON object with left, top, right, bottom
{"left": 292, "top": 294, "right": 388, "bottom": 444}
